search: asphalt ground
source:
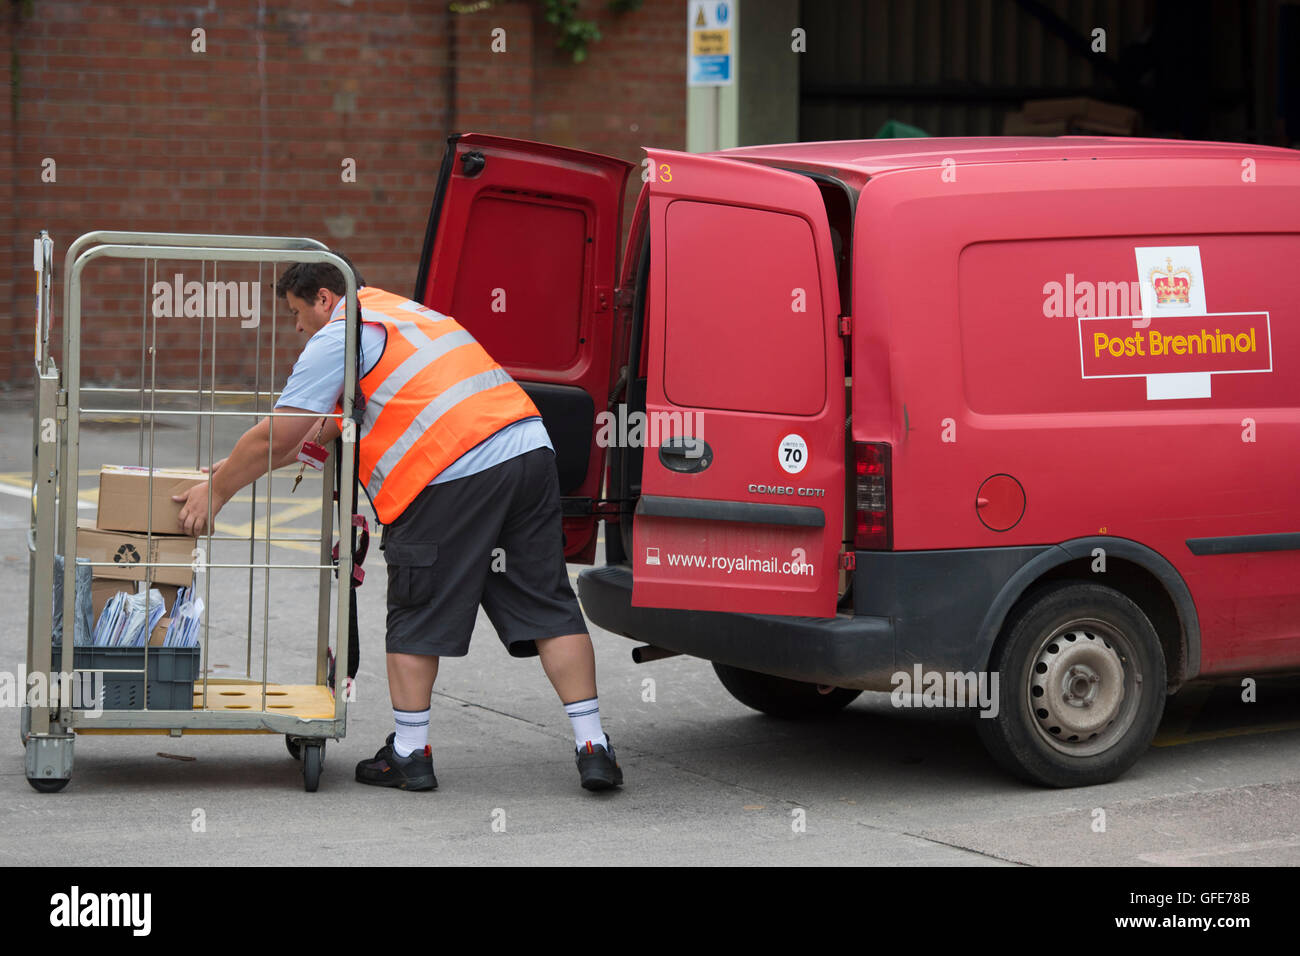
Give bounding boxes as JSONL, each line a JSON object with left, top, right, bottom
{"left": 2, "top": 392, "right": 1299, "bottom": 866}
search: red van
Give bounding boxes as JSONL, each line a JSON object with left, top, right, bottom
{"left": 414, "top": 132, "right": 1300, "bottom": 787}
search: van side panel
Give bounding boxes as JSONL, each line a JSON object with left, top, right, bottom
{"left": 853, "top": 157, "right": 1300, "bottom": 674}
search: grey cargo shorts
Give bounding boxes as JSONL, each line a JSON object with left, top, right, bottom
{"left": 380, "top": 446, "right": 587, "bottom": 658}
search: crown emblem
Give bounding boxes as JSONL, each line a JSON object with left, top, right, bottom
{"left": 1149, "top": 257, "right": 1193, "bottom": 306}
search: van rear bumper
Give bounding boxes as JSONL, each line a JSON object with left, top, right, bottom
{"left": 577, "top": 545, "right": 1054, "bottom": 691}
{"left": 577, "top": 564, "right": 897, "bottom": 689}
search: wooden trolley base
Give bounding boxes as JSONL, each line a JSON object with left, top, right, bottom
{"left": 74, "top": 681, "right": 337, "bottom": 734}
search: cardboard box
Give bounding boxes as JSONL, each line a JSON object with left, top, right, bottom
{"left": 1001, "top": 113, "right": 1069, "bottom": 136}
{"left": 1002, "top": 111, "right": 1136, "bottom": 137}
{"left": 1021, "top": 96, "right": 1139, "bottom": 130}
{"left": 1008, "top": 97, "right": 1139, "bottom": 137}
{"left": 96, "top": 465, "right": 207, "bottom": 536}
{"left": 77, "top": 518, "right": 196, "bottom": 587}
{"left": 91, "top": 578, "right": 179, "bottom": 622}
{"left": 150, "top": 618, "right": 173, "bottom": 648}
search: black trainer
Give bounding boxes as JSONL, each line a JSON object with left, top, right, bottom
{"left": 575, "top": 736, "right": 623, "bottom": 791}
{"left": 355, "top": 733, "right": 437, "bottom": 791}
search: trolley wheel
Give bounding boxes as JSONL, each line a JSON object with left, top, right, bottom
{"left": 302, "top": 742, "right": 324, "bottom": 792}
{"left": 286, "top": 736, "right": 302, "bottom": 761}
{"left": 27, "top": 776, "right": 70, "bottom": 794}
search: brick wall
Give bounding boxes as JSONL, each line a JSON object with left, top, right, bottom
{"left": 1, "top": 1, "right": 685, "bottom": 392}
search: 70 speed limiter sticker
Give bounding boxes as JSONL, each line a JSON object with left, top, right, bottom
{"left": 777, "top": 434, "right": 808, "bottom": 474}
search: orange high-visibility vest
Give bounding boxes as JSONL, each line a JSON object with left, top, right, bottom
{"left": 332, "top": 287, "right": 540, "bottom": 523}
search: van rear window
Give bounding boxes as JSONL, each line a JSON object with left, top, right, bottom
{"left": 449, "top": 194, "right": 586, "bottom": 372}
{"left": 662, "top": 201, "right": 826, "bottom": 416}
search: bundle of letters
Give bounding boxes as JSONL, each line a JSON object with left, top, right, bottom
{"left": 162, "top": 587, "right": 204, "bottom": 648}
{"left": 93, "top": 586, "right": 204, "bottom": 648}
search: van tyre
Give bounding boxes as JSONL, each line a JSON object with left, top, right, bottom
{"left": 977, "top": 582, "right": 1166, "bottom": 788}
{"left": 713, "top": 662, "right": 862, "bottom": 718}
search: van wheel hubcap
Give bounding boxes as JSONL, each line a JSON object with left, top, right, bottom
{"left": 1026, "top": 619, "right": 1141, "bottom": 757}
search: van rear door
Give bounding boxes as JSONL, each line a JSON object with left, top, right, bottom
{"left": 414, "top": 133, "right": 633, "bottom": 562}
{"left": 631, "top": 150, "right": 846, "bottom": 618}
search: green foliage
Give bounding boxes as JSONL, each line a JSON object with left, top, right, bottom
{"left": 450, "top": 0, "right": 643, "bottom": 64}
{"left": 542, "top": 0, "right": 643, "bottom": 63}
{"left": 544, "top": 0, "right": 601, "bottom": 63}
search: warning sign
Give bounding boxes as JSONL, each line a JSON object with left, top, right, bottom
{"left": 693, "top": 30, "right": 730, "bottom": 56}
{"left": 688, "top": 1, "right": 734, "bottom": 87}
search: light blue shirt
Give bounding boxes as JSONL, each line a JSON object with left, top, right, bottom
{"left": 275, "top": 291, "right": 552, "bottom": 486}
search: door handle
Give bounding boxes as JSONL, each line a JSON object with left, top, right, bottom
{"left": 658, "top": 437, "right": 712, "bottom": 473}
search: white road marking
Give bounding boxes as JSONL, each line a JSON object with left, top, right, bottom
{"left": 1140, "top": 837, "right": 1300, "bottom": 865}
{"left": 0, "top": 480, "right": 95, "bottom": 510}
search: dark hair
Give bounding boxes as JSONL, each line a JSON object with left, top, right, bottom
{"left": 275, "top": 252, "right": 366, "bottom": 301}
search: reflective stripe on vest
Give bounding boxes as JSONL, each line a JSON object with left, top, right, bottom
{"left": 334, "top": 287, "right": 539, "bottom": 523}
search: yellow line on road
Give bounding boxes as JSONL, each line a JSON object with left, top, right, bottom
{"left": 1153, "top": 721, "right": 1300, "bottom": 747}
{"left": 0, "top": 471, "right": 321, "bottom": 506}
{"left": 1150, "top": 681, "right": 1300, "bottom": 745}
{"left": 222, "top": 498, "right": 323, "bottom": 530}
{"left": 1, "top": 473, "right": 326, "bottom": 553}
{"left": 1154, "top": 683, "right": 1213, "bottom": 742}
{"left": 216, "top": 499, "right": 324, "bottom": 553}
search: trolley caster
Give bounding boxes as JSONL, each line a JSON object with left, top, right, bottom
{"left": 302, "top": 741, "right": 325, "bottom": 792}
{"left": 25, "top": 732, "right": 74, "bottom": 794}
{"left": 27, "top": 776, "right": 70, "bottom": 794}
{"left": 286, "top": 736, "right": 302, "bottom": 761}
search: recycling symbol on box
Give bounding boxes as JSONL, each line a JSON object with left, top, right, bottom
{"left": 113, "top": 543, "right": 141, "bottom": 565}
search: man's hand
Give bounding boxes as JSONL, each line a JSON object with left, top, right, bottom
{"left": 173, "top": 481, "right": 229, "bottom": 536}
{"left": 171, "top": 409, "right": 331, "bottom": 535}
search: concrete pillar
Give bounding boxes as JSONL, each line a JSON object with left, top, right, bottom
{"left": 687, "top": 0, "right": 799, "bottom": 153}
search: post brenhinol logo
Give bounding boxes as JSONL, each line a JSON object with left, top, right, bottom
{"left": 1078, "top": 245, "right": 1272, "bottom": 400}
{"left": 50, "top": 886, "right": 151, "bottom": 936}
{"left": 1148, "top": 256, "right": 1193, "bottom": 306}
{"left": 1135, "top": 246, "right": 1209, "bottom": 317}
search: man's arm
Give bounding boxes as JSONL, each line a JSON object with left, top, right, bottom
{"left": 174, "top": 408, "right": 340, "bottom": 535}
{"left": 267, "top": 414, "right": 341, "bottom": 469}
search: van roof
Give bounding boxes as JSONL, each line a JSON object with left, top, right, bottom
{"left": 713, "top": 136, "right": 1299, "bottom": 178}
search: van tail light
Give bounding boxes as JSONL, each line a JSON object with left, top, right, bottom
{"left": 854, "top": 442, "right": 892, "bottom": 550}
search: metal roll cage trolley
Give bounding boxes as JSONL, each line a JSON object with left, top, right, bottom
{"left": 22, "top": 230, "right": 362, "bottom": 792}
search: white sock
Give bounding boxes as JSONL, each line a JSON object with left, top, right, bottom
{"left": 564, "top": 696, "right": 608, "bottom": 751}
{"left": 393, "top": 707, "right": 429, "bottom": 757}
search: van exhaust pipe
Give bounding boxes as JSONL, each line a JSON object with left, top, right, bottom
{"left": 632, "top": 644, "right": 681, "bottom": 664}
